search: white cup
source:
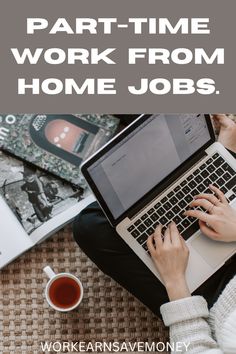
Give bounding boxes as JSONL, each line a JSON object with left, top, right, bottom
{"left": 43, "top": 266, "right": 83, "bottom": 312}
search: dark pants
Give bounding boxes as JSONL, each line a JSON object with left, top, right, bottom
{"left": 73, "top": 118, "right": 236, "bottom": 317}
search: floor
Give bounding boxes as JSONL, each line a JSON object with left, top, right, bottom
{"left": 0, "top": 226, "right": 168, "bottom": 354}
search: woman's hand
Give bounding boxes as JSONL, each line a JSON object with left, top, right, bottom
{"left": 147, "top": 222, "right": 191, "bottom": 301}
{"left": 185, "top": 184, "right": 236, "bottom": 242}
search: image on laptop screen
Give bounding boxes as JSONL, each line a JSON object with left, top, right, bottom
{"left": 88, "top": 114, "right": 211, "bottom": 219}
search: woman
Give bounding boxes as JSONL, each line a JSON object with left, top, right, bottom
{"left": 148, "top": 187, "right": 236, "bottom": 353}
{"left": 152, "top": 115, "right": 236, "bottom": 353}
{"left": 73, "top": 115, "right": 236, "bottom": 353}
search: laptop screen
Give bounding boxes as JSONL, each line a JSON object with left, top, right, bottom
{"left": 87, "top": 114, "right": 211, "bottom": 219}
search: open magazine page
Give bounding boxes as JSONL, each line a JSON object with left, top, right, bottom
{"left": 0, "top": 151, "right": 94, "bottom": 243}
{"left": 30, "top": 191, "right": 95, "bottom": 245}
{"left": 0, "top": 114, "right": 119, "bottom": 185}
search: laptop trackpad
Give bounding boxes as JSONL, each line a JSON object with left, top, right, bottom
{"left": 191, "top": 233, "right": 236, "bottom": 268}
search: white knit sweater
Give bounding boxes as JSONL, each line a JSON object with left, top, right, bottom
{"left": 160, "top": 275, "right": 236, "bottom": 354}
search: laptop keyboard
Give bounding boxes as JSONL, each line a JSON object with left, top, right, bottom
{"left": 127, "top": 153, "right": 236, "bottom": 256}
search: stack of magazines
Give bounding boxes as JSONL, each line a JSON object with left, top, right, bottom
{"left": 0, "top": 114, "right": 119, "bottom": 268}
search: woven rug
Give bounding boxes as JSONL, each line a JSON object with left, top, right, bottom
{"left": 3, "top": 114, "right": 236, "bottom": 353}
{"left": 0, "top": 225, "right": 169, "bottom": 354}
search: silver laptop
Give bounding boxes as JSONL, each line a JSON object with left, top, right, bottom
{"left": 81, "top": 114, "right": 236, "bottom": 292}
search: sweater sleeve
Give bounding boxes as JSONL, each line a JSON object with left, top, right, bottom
{"left": 160, "top": 296, "right": 223, "bottom": 354}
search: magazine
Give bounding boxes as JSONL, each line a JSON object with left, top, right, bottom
{"left": 0, "top": 151, "right": 95, "bottom": 269}
{"left": 0, "top": 114, "right": 119, "bottom": 185}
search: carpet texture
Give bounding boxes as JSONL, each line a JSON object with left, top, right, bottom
{"left": 2, "top": 114, "right": 236, "bottom": 353}
{"left": 0, "top": 226, "right": 168, "bottom": 354}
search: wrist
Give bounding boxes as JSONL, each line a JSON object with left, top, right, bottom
{"left": 165, "top": 276, "right": 191, "bottom": 302}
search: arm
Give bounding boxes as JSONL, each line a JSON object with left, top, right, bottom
{"left": 161, "top": 276, "right": 236, "bottom": 354}
{"left": 35, "top": 177, "right": 45, "bottom": 194}
{"left": 161, "top": 297, "right": 223, "bottom": 354}
{"left": 147, "top": 223, "right": 223, "bottom": 354}
{"left": 147, "top": 186, "right": 236, "bottom": 353}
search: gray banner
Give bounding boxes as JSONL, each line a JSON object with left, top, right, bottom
{"left": 0, "top": 0, "right": 235, "bottom": 113}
